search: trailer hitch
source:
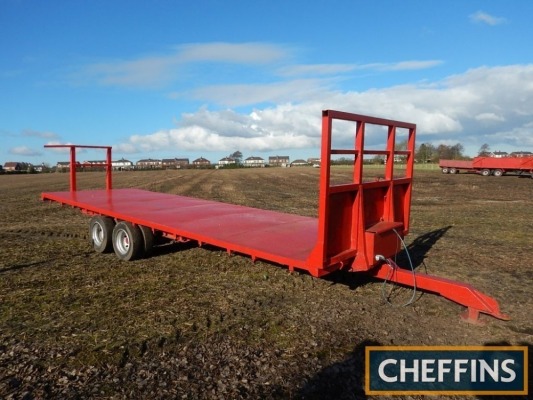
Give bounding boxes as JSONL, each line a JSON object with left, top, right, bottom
{"left": 367, "top": 260, "right": 510, "bottom": 324}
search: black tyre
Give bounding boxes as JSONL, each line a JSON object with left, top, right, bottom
{"left": 112, "top": 221, "right": 143, "bottom": 261}
{"left": 450, "top": 168, "right": 458, "bottom": 174}
{"left": 441, "top": 167, "right": 449, "bottom": 174}
{"left": 89, "top": 216, "right": 115, "bottom": 253}
{"left": 139, "top": 225, "right": 155, "bottom": 258}
{"left": 481, "top": 169, "right": 491, "bottom": 177}
{"left": 493, "top": 169, "right": 504, "bottom": 177}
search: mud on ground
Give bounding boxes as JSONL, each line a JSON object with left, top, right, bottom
{"left": 0, "top": 168, "right": 531, "bottom": 399}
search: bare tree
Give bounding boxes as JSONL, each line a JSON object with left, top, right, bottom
{"left": 478, "top": 143, "right": 491, "bottom": 156}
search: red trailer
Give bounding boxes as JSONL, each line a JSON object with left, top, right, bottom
{"left": 440, "top": 156, "right": 533, "bottom": 177}
{"left": 42, "top": 110, "right": 509, "bottom": 323}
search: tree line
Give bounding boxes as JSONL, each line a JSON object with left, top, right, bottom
{"left": 414, "top": 142, "right": 466, "bottom": 163}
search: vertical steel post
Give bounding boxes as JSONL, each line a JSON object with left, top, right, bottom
{"left": 353, "top": 121, "right": 365, "bottom": 184}
{"left": 313, "top": 111, "right": 333, "bottom": 263}
{"left": 106, "top": 147, "right": 112, "bottom": 190}
{"left": 70, "top": 146, "right": 77, "bottom": 192}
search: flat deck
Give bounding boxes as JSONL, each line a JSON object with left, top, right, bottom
{"left": 42, "top": 189, "right": 318, "bottom": 270}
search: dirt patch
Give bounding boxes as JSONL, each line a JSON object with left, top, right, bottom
{"left": 0, "top": 169, "right": 531, "bottom": 399}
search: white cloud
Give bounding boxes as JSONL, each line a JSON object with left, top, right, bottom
{"left": 22, "top": 129, "right": 60, "bottom": 139}
{"left": 486, "top": 122, "right": 533, "bottom": 146}
{"left": 378, "top": 60, "right": 444, "bottom": 71}
{"left": 278, "top": 64, "right": 360, "bottom": 77}
{"left": 116, "top": 105, "right": 319, "bottom": 154}
{"left": 79, "top": 56, "right": 180, "bottom": 88}
{"left": 277, "top": 60, "right": 442, "bottom": 77}
{"left": 470, "top": 11, "right": 507, "bottom": 26}
{"left": 116, "top": 65, "right": 533, "bottom": 156}
{"left": 9, "top": 146, "right": 42, "bottom": 156}
{"left": 475, "top": 113, "right": 505, "bottom": 122}
{"left": 70, "top": 41, "right": 442, "bottom": 93}
{"left": 43, "top": 141, "right": 85, "bottom": 154}
{"left": 71, "top": 42, "right": 289, "bottom": 88}
{"left": 187, "top": 79, "right": 335, "bottom": 107}
{"left": 178, "top": 42, "right": 288, "bottom": 64}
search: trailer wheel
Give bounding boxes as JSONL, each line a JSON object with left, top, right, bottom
{"left": 481, "top": 169, "right": 491, "bottom": 177}
{"left": 493, "top": 169, "right": 504, "bottom": 177}
{"left": 112, "top": 221, "right": 143, "bottom": 261}
{"left": 89, "top": 216, "right": 115, "bottom": 253}
{"left": 450, "top": 168, "right": 458, "bottom": 174}
{"left": 139, "top": 225, "right": 155, "bottom": 258}
{"left": 441, "top": 167, "right": 449, "bottom": 174}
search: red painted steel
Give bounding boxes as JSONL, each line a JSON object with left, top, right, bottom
{"left": 41, "top": 111, "right": 509, "bottom": 323}
{"left": 42, "top": 188, "right": 318, "bottom": 270}
{"left": 368, "top": 261, "right": 509, "bottom": 323}
{"left": 306, "top": 110, "right": 416, "bottom": 275}
{"left": 440, "top": 156, "right": 533, "bottom": 176}
{"left": 44, "top": 144, "right": 113, "bottom": 191}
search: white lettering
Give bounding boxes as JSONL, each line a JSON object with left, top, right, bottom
{"left": 455, "top": 359, "right": 469, "bottom": 382}
{"left": 500, "top": 359, "right": 516, "bottom": 383}
{"left": 376, "top": 356, "right": 519, "bottom": 387}
{"left": 400, "top": 359, "right": 419, "bottom": 382}
{"left": 421, "top": 359, "right": 436, "bottom": 382}
{"left": 437, "top": 359, "right": 452, "bottom": 382}
{"left": 479, "top": 359, "right": 498, "bottom": 382}
{"left": 378, "top": 359, "right": 398, "bottom": 383}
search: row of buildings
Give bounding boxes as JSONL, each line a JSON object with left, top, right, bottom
{"left": 56, "top": 155, "right": 319, "bottom": 170}
{"left": 485, "top": 151, "right": 532, "bottom": 158}
{"left": 1, "top": 156, "right": 320, "bottom": 173}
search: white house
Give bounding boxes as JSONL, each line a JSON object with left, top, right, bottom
{"left": 244, "top": 156, "right": 265, "bottom": 167}
{"left": 112, "top": 158, "right": 134, "bottom": 170}
{"left": 218, "top": 157, "right": 236, "bottom": 167}
{"left": 269, "top": 155, "right": 289, "bottom": 167}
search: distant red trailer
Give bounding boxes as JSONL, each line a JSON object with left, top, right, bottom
{"left": 439, "top": 156, "right": 533, "bottom": 177}
{"left": 42, "top": 110, "right": 509, "bottom": 323}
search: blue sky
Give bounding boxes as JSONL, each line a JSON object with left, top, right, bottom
{"left": 2, "top": 0, "right": 533, "bottom": 165}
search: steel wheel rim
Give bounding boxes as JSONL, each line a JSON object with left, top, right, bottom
{"left": 115, "top": 229, "right": 130, "bottom": 254}
{"left": 92, "top": 222, "right": 104, "bottom": 246}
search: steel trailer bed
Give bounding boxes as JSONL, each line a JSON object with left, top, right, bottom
{"left": 42, "top": 188, "right": 318, "bottom": 271}
{"left": 439, "top": 156, "right": 533, "bottom": 177}
{"left": 42, "top": 110, "right": 509, "bottom": 323}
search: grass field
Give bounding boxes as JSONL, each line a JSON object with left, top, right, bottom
{"left": 1, "top": 167, "right": 531, "bottom": 399}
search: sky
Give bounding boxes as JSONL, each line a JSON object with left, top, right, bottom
{"left": 2, "top": 0, "right": 533, "bottom": 165}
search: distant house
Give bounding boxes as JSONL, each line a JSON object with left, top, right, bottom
{"left": 244, "top": 156, "right": 265, "bottom": 167}
{"left": 192, "top": 157, "right": 211, "bottom": 167}
{"left": 510, "top": 151, "right": 533, "bottom": 158}
{"left": 393, "top": 154, "right": 407, "bottom": 163}
{"left": 112, "top": 158, "right": 133, "bottom": 170}
{"left": 84, "top": 160, "right": 106, "bottom": 166}
{"left": 83, "top": 160, "right": 107, "bottom": 170}
{"left": 218, "top": 157, "right": 236, "bottom": 167}
{"left": 160, "top": 158, "right": 189, "bottom": 169}
{"left": 490, "top": 151, "right": 508, "bottom": 158}
{"left": 290, "top": 159, "right": 309, "bottom": 167}
{"left": 34, "top": 163, "right": 48, "bottom": 173}
{"left": 176, "top": 158, "right": 190, "bottom": 168}
{"left": 57, "top": 161, "right": 70, "bottom": 171}
{"left": 161, "top": 159, "right": 174, "bottom": 168}
{"left": 56, "top": 161, "right": 80, "bottom": 172}
{"left": 136, "top": 159, "right": 162, "bottom": 169}
{"left": 268, "top": 155, "right": 289, "bottom": 167}
{"left": 307, "top": 157, "right": 321, "bottom": 167}
{"left": 3, "top": 162, "right": 26, "bottom": 172}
